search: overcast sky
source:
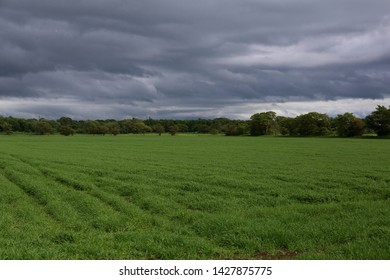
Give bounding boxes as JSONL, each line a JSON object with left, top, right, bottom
{"left": 1, "top": 0, "right": 389, "bottom": 120}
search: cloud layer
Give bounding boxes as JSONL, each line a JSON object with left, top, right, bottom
{"left": 1, "top": 0, "right": 390, "bottom": 119}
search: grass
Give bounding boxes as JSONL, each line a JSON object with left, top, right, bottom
{"left": 0, "top": 134, "right": 389, "bottom": 259}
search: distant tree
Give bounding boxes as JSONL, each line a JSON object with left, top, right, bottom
{"left": 24, "top": 119, "right": 38, "bottom": 133}
{"left": 250, "top": 111, "right": 278, "bottom": 136}
{"left": 177, "top": 123, "right": 189, "bottom": 133}
{"left": 59, "top": 125, "right": 75, "bottom": 136}
{"left": 57, "top": 116, "right": 77, "bottom": 129}
{"left": 334, "top": 113, "right": 365, "bottom": 137}
{"left": 144, "top": 118, "right": 159, "bottom": 128}
{"left": 4, "top": 110, "right": 390, "bottom": 138}
{"left": 209, "top": 123, "right": 222, "bottom": 134}
{"left": 15, "top": 118, "right": 30, "bottom": 132}
{"left": 34, "top": 120, "right": 54, "bottom": 135}
{"left": 118, "top": 119, "right": 132, "bottom": 134}
{"left": 213, "top": 118, "right": 231, "bottom": 131}
{"left": 85, "top": 120, "right": 99, "bottom": 134}
{"left": 106, "top": 122, "right": 120, "bottom": 136}
{"left": 194, "top": 124, "right": 210, "bottom": 134}
{"left": 294, "top": 112, "right": 332, "bottom": 136}
{"left": 365, "top": 105, "right": 390, "bottom": 136}
{"left": 209, "top": 128, "right": 219, "bottom": 135}
{"left": 225, "top": 124, "right": 240, "bottom": 136}
{"left": 49, "top": 120, "right": 60, "bottom": 132}
{"left": 276, "top": 116, "right": 295, "bottom": 135}
{"left": 1, "top": 121, "right": 13, "bottom": 135}
{"left": 350, "top": 118, "right": 366, "bottom": 136}
{"left": 96, "top": 124, "right": 108, "bottom": 135}
{"left": 119, "top": 119, "right": 152, "bottom": 134}
{"left": 169, "top": 125, "right": 179, "bottom": 136}
{"left": 160, "top": 120, "right": 174, "bottom": 132}
{"left": 188, "top": 119, "right": 211, "bottom": 133}
{"left": 224, "top": 122, "right": 248, "bottom": 136}
{"left": 4, "top": 117, "right": 20, "bottom": 132}
{"left": 152, "top": 124, "right": 165, "bottom": 136}
{"left": 132, "top": 121, "right": 152, "bottom": 134}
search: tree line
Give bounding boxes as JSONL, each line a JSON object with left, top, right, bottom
{"left": 0, "top": 105, "right": 389, "bottom": 137}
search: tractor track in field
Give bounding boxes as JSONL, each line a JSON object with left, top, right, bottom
{"left": 0, "top": 158, "right": 61, "bottom": 224}
{"left": 38, "top": 167, "right": 144, "bottom": 219}
{"left": 10, "top": 156, "right": 224, "bottom": 248}
{"left": 5, "top": 155, "right": 188, "bottom": 234}
{"left": 8, "top": 154, "right": 129, "bottom": 217}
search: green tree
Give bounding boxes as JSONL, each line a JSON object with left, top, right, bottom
{"left": 96, "top": 124, "right": 108, "bottom": 135}
{"left": 225, "top": 121, "right": 248, "bottom": 136}
{"left": 120, "top": 119, "right": 152, "bottom": 134}
{"left": 106, "top": 122, "right": 120, "bottom": 136}
{"left": 85, "top": 121, "right": 99, "bottom": 134}
{"left": 59, "top": 125, "right": 75, "bottom": 136}
{"left": 250, "top": 111, "right": 278, "bottom": 136}
{"left": 177, "top": 123, "right": 189, "bottom": 132}
{"left": 225, "top": 124, "right": 238, "bottom": 136}
{"left": 365, "top": 105, "right": 390, "bottom": 136}
{"left": 119, "top": 119, "right": 132, "bottom": 134}
{"left": 34, "top": 120, "right": 54, "bottom": 135}
{"left": 276, "top": 116, "right": 295, "bottom": 135}
{"left": 132, "top": 121, "right": 152, "bottom": 134}
{"left": 1, "top": 121, "right": 13, "bottom": 135}
{"left": 334, "top": 113, "right": 365, "bottom": 137}
{"left": 152, "top": 124, "right": 165, "bottom": 136}
{"left": 25, "top": 119, "right": 39, "bottom": 133}
{"left": 169, "top": 125, "right": 179, "bottom": 136}
{"left": 4, "top": 117, "right": 20, "bottom": 132}
{"left": 194, "top": 124, "right": 210, "bottom": 134}
{"left": 57, "top": 116, "right": 77, "bottom": 129}
{"left": 209, "top": 128, "right": 219, "bottom": 135}
{"left": 294, "top": 112, "right": 331, "bottom": 136}
{"left": 213, "top": 118, "right": 231, "bottom": 132}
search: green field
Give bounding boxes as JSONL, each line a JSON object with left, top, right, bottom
{"left": 0, "top": 134, "right": 389, "bottom": 259}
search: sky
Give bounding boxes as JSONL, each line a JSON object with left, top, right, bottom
{"left": 0, "top": 0, "right": 390, "bottom": 120}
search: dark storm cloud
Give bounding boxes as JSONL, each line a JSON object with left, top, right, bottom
{"left": 0, "top": 0, "right": 390, "bottom": 119}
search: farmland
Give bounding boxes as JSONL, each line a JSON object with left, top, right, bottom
{"left": 0, "top": 134, "right": 389, "bottom": 259}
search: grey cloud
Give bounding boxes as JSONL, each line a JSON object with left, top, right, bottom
{"left": 0, "top": 0, "right": 390, "bottom": 119}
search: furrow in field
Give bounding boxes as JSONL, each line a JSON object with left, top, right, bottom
{"left": 11, "top": 156, "right": 203, "bottom": 236}
{"left": 3, "top": 155, "right": 121, "bottom": 230}
{"left": 0, "top": 172, "right": 65, "bottom": 259}
{"left": 30, "top": 160, "right": 233, "bottom": 252}
{"left": 0, "top": 170, "right": 63, "bottom": 229}
{"left": 33, "top": 157, "right": 291, "bottom": 213}
{"left": 2, "top": 156, "right": 223, "bottom": 258}
{"left": 37, "top": 167, "right": 153, "bottom": 229}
